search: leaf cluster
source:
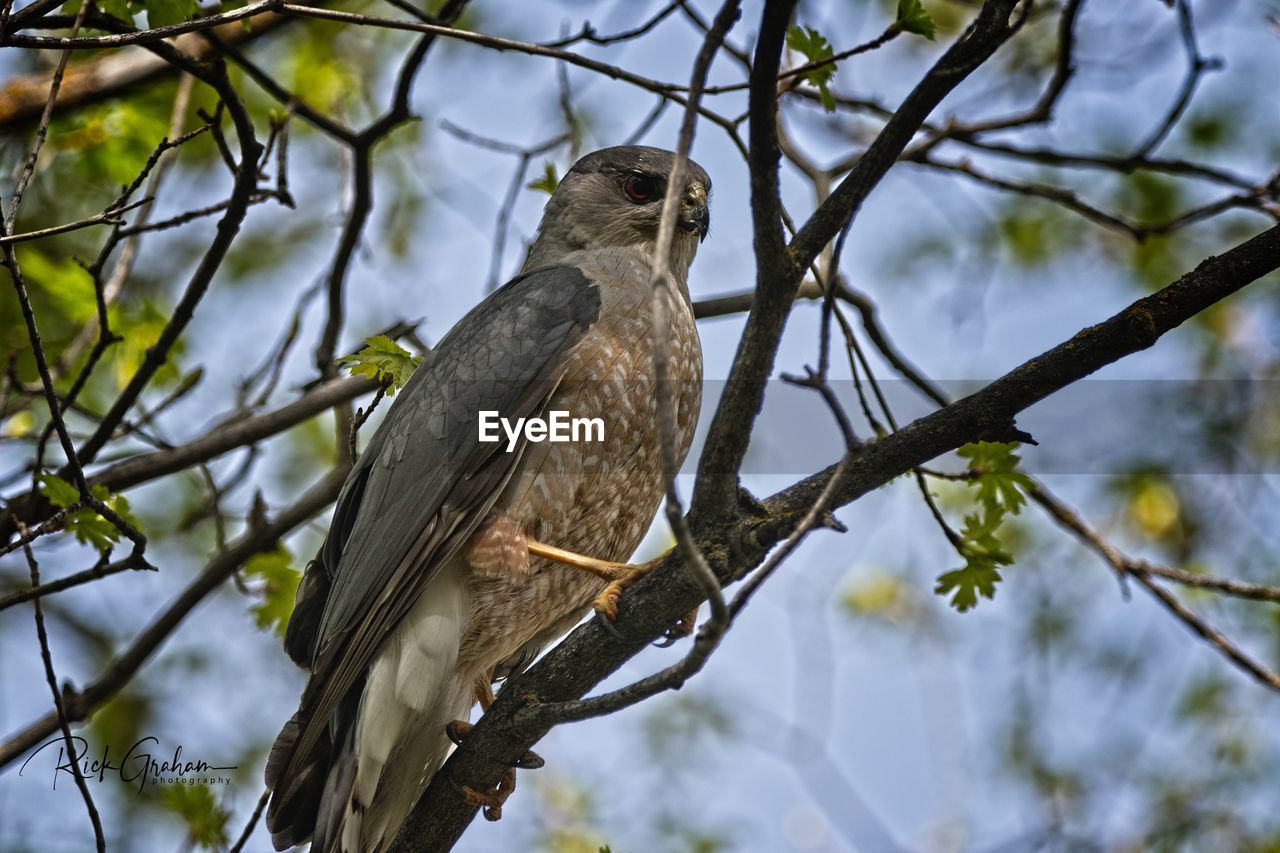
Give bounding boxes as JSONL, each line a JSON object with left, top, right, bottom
{"left": 528, "top": 162, "right": 559, "bottom": 195}
{"left": 159, "top": 783, "right": 230, "bottom": 849}
{"left": 786, "top": 25, "right": 838, "bottom": 112}
{"left": 242, "top": 545, "right": 301, "bottom": 638}
{"left": 896, "top": 0, "right": 937, "bottom": 40}
{"left": 934, "top": 442, "right": 1031, "bottom": 612}
{"left": 337, "top": 335, "right": 423, "bottom": 394}
{"left": 69, "top": 0, "right": 201, "bottom": 29}
{"left": 38, "top": 472, "right": 143, "bottom": 553}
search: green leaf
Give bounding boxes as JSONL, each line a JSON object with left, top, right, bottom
{"left": 37, "top": 472, "right": 81, "bottom": 508}
{"left": 957, "top": 441, "right": 1032, "bottom": 516}
{"left": 37, "top": 474, "right": 143, "bottom": 552}
{"left": 243, "top": 545, "right": 301, "bottom": 638}
{"left": 935, "top": 511, "right": 1012, "bottom": 612}
{"left": 527, "top": 161, "right": 559, "bottom": 195}
{"left": 160, "top": 783, "right": 229, "bottom": 849}
{"left": 145, "top": 0, "right": 196, "bottom": 28}
{"left": 113, "top": 298, "right": 187, "bottom": 390}
{"left": 337, "top": 335, "right": 423, "bottom": 394}
{"left": 96, "top": 0, "right": 136, "bottom": 23}
{"left": 21, "top": 248, "right": 97, "bottom": 324}
{"left": 786, "top": 25, "right": 837, "bottom": 112}
{"left": 935, "top": 561, "right": 1001, "bottom": 613}
{"left": 3, "top": 411, "right": 35, "bottom": 439}
{"left": 896, "top": 0, "right": 937, "bottom": 40}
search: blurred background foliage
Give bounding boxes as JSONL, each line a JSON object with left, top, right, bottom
{"left": 1, "top": 0, "right": 1279, "bottom": 851}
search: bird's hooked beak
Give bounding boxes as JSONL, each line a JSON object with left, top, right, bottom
{"left": 679, "top": 184, "right": 710, "bottom": 243}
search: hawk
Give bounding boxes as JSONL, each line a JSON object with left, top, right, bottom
{"left": 265, "top": 146, "right": 711, "bottom": 852}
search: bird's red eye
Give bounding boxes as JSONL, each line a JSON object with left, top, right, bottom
{"left": 623, "top": 174, "right": 655, "bottom": 203}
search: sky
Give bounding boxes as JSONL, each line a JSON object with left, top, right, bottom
{"left": 2, "top": 1, "right": 1279, "bottom": 851}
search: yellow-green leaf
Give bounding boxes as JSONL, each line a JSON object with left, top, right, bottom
{"left": 243, "top": 545, "right": 301, "bottom": 638}
{"left": 897, "top": 0, "right": 937, "bottom": 40}
{"left": 160, "top": 783, "right": 229, "bottom": 849}
{"left": 527, "top": 161, "right": 559, "bottom": 195}
{"left": 337, "top": 335, "right": 423, "bottom": 394}
{"left": 786, "top": 25, "right": 838, "bottom": 112}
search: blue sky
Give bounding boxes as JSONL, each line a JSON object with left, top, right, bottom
{"left": 2, "top": 1, "right": 1279, "bottom": 850}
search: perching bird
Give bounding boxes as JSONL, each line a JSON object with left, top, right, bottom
{"left": 265, "top": 146, "right": 710, "bottom": 852}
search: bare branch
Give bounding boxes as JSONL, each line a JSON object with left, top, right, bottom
{"left": 73, "top": 48, "right": 263, "bottom": 468}
{"left": 0, "top": 197, "right": 150, "bottom": 245}
{"left": 697, "top": 0, "right": 1024, "bottom": 519}
{"left": 1028, "top": 484, "right": 1280, "bottom": 691}
{"left": 0, "top": 552, "right": 154, "bottom": 612}
{"left": 12, "top": 517, "right": 106, "bottom": 852}
{"left": 313, "top": 0, "right": 469, "bottom": 375}
{"left": 0, "top": 376, "right": 378, "bottom": 544}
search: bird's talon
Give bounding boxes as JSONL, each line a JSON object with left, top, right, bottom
{"left": 592, "top": 583, "right": 622, "bottom": 622}
{"left": 514, "top": 749, "right": 544, "bottom": 770}
{"left": 673, "top": 607, "right": 697, "bottom": 637}
{"left": 462, "top": 765, "right": 517, "bottom": 821}
{"left": 593, "top": 607, "right": 627, "bottom": 640}
{"left": 445, "top": 719, "right": 471, "bottom": 746}
{"left": 653, "top": 607, "right": 698, "bottom": 646}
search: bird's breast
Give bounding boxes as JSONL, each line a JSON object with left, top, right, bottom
{"left": 457, "top": 283, "right": 702, "bottom": 674}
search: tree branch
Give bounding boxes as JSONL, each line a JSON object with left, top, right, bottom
{"left": 0, "top": 376, "right": 377, "bottom": 545}
{"left": 696, "top": 0, "right": 1023, "bottom": 519}
{"left": 0, "top": 466, "right": 348, "bottom": 770}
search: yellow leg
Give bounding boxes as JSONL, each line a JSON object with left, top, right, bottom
{"left": 528, "top": 540, "right": 665, "bottom": 621}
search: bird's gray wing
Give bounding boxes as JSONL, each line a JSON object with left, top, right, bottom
{"left": 268, "top": 265, "right": 600, "bottom": 819}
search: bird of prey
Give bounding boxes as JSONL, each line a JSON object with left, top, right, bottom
{"left": 265, "top": 146, "right": 711, "bottom": 852}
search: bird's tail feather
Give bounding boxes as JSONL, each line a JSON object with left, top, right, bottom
{"left": 347, "top": 560, "right": 472, "bottom": 852}
{"left": 264, "top": 711, "right": 329, "bottom": 851}
{"left": 269, "top": 560, "right": 471, "bottom": 853}
{"left": 311, "top": 719, "right": 358, "bottom": 853}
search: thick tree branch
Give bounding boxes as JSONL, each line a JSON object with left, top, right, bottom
{"left": 695, "top": 0, "right": 1023, "bottom": 519}
{"left": 687, "top": 0, "right": 795, "bottom": 520}
{"left": 390, "top": 220, "right": 1280, "bottom": 852}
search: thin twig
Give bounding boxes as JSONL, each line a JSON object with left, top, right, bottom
{"left": 227, "top": 787, "right": 271, "bottom": 853}
{"left": 0, "top": 468, "right": 350, "bottom": 770}
{"left": 0, "top": 198, "right": 150, "bottom": 244}
{"left": 13, "top": 516, "right": 106, "bottom": 852}
{"left": 0, "top": 552, "right": 154, "bottom": 612}
{"left": 1026, "top": 483, "right": 1280, "bottom": 691}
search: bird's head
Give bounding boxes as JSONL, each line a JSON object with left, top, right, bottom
{"left": 524, "top": 145, "right": 712, "bottom": 275}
